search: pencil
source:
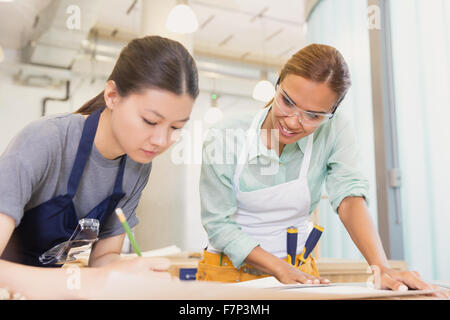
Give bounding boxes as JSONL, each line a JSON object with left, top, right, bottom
{"left": 115, "top": 208, "right": 142, "bottom": 256}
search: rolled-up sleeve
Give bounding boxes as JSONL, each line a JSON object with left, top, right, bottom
{"left": 325, "top": 116, "right": 370, "bottom": 214}
{"left": 200, "top": 128, "right": 259, "bottom": 268}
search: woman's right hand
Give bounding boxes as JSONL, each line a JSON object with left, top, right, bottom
{"left": 245, "top": 246, "right": 329, "bottom": 285}
{"left": 273, "top": 260, "right": 330, "bottom": 285}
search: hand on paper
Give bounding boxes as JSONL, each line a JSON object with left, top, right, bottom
{"left": 375, "top": 267, "right": 449, "bottom": 299}
{"left": 245, "top": 246, "right": 330, "bottom": 285}
{"left": 274, "top": 261, "right": 330, "bottom": 285}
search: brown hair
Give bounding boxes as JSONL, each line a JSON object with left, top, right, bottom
{"left": 268, "top": 43, "right": 351, "bottom": 111}
{"left": 76, "top": 35, "right": 199, "bottom": 115}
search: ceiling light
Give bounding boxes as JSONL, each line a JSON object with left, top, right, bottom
{"left": 204, "top": 92, "right": 223, "bottom": 124}
{"left": 252, "top": 71, "right": 275, "bottom": 102}
{"left": 166, "top": 3, "right": 198, "bottom": 34}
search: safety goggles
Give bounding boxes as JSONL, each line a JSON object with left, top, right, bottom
{"left": 273, "top": 80, "right": 343, "bottom": 127}
{"left": 39, "top": 218, "right": 99, "bottom": 265}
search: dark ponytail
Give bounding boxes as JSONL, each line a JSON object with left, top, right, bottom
{"left": 76, "top": 35, "right": 199, "bottom": 115}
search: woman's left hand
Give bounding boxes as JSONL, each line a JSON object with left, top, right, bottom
{"left": 374, "top": 266, "right": 449, "bottom": 299}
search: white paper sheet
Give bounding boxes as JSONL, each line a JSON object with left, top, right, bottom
{"left": 227, "top": 276, "right": 441, "bottom": 298}
{"left": 227, "top": 276, "right": 330, "bottom": 289}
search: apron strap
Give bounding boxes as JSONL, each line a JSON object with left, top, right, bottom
{"left": 67, "top": 107, "right": 104, "bottom": 197}
{"left": 233, "top": 107, "right": 315, "bottom": 189}
{"left": 298, "top": 133, "right": 314, "bottom": 181}
{"left": 233, "top": 108, "right": 266, "bottom": 190}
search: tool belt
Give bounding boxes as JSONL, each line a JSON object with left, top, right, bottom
{"left": 196, "top": 249, "right": 319, "bottom": 283}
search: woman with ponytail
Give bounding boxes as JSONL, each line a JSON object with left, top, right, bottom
{"left": 0, "top": 35, "right": 199, "bottom": 298}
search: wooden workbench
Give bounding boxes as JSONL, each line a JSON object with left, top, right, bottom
{"left": 1, "top": 252, "right": 447, "bottom": 300}
{"left": 164, "top": 252, "right": 409, "bottom": 283}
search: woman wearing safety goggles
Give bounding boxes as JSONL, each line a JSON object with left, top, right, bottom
{"left": 197, "top": 43, "right": 438, "bottom": 295}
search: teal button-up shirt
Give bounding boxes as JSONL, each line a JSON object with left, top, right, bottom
{"left": 200, "top": 107, "right": 369, "bottom": 268}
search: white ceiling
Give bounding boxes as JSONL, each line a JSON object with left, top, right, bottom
{"left": 0, "top": 0, "right": 307, "bottom": 67}
{"left": 92, "top": 0, "right": 307, "bottom": 67}
{"left": 191, "top": 0, "right": 307, "bottom": 67}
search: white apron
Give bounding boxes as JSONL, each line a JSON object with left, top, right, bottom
{"left": 208, "top": 107, "right": 314, "bottom": 258}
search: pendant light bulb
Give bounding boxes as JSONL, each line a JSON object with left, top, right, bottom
{"left": 166, "top": 4, "right": 199, "bottom": 34}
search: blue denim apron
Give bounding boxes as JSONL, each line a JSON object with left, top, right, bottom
{"left": 1, "top": 107, "right": 127, "bottom": 267}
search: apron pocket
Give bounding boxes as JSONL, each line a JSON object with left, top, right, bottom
{"left": 196, "top": 261, "right": 242, "bottom": 283}
{"left": 296, "top": 256, "right": 320, "bottom": 277}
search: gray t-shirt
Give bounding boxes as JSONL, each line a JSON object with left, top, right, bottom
{"left": 0, "top": 112, "right": 151, "bottom": 239}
